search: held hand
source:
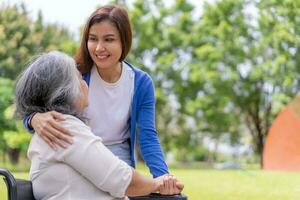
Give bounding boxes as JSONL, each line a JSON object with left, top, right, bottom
{"left": 31, "top": 111, "right": 74, "bottom": 150}
{"left": 155, "top": 174, "right": 184, "bottom": 195}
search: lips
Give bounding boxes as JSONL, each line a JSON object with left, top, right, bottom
{"left": 95, "top": 54, "right": 110, "bottom": 60}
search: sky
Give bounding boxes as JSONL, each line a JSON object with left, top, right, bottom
{"left": 3, "top": 0, "right": 111, "bottom": 39}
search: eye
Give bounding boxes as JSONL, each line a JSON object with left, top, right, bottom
{"left": 88, "top": 36, "right": 97, "bottom": 41}
{"left": 105, "top": 37, "right": 115, "bottom": 42}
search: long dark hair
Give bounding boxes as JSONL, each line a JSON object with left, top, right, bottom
{"left": 75, "top": 5, "right": 132, "bottom": 74}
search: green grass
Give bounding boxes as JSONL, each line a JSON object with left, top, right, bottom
{"left": 171, "top": 169, "right": 300, "bottom": 200}
{"left": 1, "top": 167, "right": 300, "bottom": 200}
{"left": 137, "top": 164, "right": 300, "bottom": 200}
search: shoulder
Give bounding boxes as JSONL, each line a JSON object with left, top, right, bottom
{"left": 59, "top": 115, "right": 99, "bottom": 139}
{"left": 59, "top": 114, "right": 87, "bottom": 127}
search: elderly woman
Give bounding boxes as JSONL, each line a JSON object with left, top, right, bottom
{"left": 15, "top": 51, "right": 183, "bottom": 200}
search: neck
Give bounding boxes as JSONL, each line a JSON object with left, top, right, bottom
{"left": 96, "top": 62, "right": 122, "bottom": 83}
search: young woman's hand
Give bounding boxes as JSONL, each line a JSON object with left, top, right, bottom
{"left": 156, "top": 174, "right": 184, "bottom": 195}
{"left": 31, "top": 111, "right": 74, "bottom": 150}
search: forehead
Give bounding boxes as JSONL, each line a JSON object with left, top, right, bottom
{"left": 89, "top": 21, "right": 119, "bottom": 36}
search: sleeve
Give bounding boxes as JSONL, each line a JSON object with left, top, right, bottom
{"left": 56, "top": 117, "right": 132, "bottom": 198}
{"left": 136, "top": 75, "right": 169, "bottom": 177}
{"left": 23, "top": 113, "right": 35, "bottom": 133}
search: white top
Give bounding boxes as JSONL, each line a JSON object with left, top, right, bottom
{"left": 27, "top": 115, "right": 132, "bottom": 200}
{"left": 84, "top": 62, "right": 135, "bottom": 145}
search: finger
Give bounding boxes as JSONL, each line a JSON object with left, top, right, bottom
{"left": 156, "top": 179, "right": 163, "bottom": 192}
{"left": 171, "top": 176, "right": 176, "bottom": 194}
{"left": 50, "top": 120, "right": 74, "bottom": 137}
{"left": 173, "top": 178, "right": 182, "bottom": 194}
{"left": 50, "top": 111, "right": 66, "bottom": 120}
{"left": 44, "top": 126, "right": 71, "bottom": 148}
{"left": 35, "top": 116, "right": 70, "bottom": 140}
{"left": 48, "top": 121, "right": 74, "bottom": 143}
{"left": 40, "top": 134, "right": 57, "bottom": 151}
{"left": 55, "top": 138, "right": 69, "bottom": 149}
{"left": 160, "top": 176, "right": 168, "bottom": 195}
{"left": 163, "top": 176, "right": 168, "bottom": 188}
{"left": 168, "top": 176, "right": 174, "bottom": 195}
{"left": 165, "top": 176, "right": 171, "bottom": 194}
{"left": 176, "top": 182, "right": 184, "bottom": 190}
{"left": 45, "top": 129, "right": 70, "bottom": 148}
{"left": 42, "top": 127, "right": 67, "bottom": 148}
{"left": 158, "top": 183, "right": 164, "bottom": 194}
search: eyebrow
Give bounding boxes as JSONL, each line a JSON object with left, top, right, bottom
{"left": 104, "top": 34, "right": 115, "bottom": 37}
{"left": 88, "top": 33, "right": 115, "bottom": 37}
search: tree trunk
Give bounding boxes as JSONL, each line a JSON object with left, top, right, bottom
{"left": 245, "top": 106, "right": 267, "bottom": 169}
{"left": 2, "top": 150, "right": 6, "bottom": 163}
{"left": 257, "top": 134, "right": 264, "bottom": 168}
{"left": 7, "top": 147, "right": 20, "bottom": 164}
{"left": 2, "top": 143, "right": 7, "bottom": 163}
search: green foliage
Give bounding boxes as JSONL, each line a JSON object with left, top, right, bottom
{"left": 0, "top": 4, "right": 77, "bottom": 80}
{"left": 3, "top": 105, "right": 31, "bottom": 151}
{"left": 0, "top": 78, "right": 14, "bottom": 154}
{"left": 127, "top": 0, "right": 300, "bottom": 165}
{"left": 128, "top": 0, "right": 206, "bottom": 159}
{"left": 0, "top": 78, "right": 14, "bottom": 129}
{"left": 3, "top": 130, "right": 31, "bottom": 150}
{"left": 0, "top": 3, "right": 76, "bottom": 164}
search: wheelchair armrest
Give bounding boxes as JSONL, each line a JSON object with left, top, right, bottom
{"left": 0, "top": 168, "right": 35, "bottom": 200}
{"left": 0, "top": 168, "right": 17, "bottom": 200}
{"left": 129, "top": 193, "right": 188, "bottom": 200}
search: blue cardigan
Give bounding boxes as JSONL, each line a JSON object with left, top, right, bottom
{"left": 24, "top": 61, "right": 169, "bottom": 177}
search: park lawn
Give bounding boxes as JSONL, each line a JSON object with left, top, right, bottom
{"left": 1, "top": 168, "right": 300, "bottom": 200}
{"left": 170, "top": 169, "right": 300, "bottom": 200}
{"left": 136, "top": 165, "right": 300, "bottom": 200}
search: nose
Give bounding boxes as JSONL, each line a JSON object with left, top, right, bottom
{"left": 96, "top": 42, "right": 105, "bottom": 51}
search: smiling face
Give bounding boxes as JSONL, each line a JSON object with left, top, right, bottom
{"left": 87, "top": 21, "right": 122, "bottom": 71}
{"left": 75, "top": 5, "right": 132, "bottom": 74}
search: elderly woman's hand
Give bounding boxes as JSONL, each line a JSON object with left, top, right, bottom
{"left": 31, "top": 111, "right": 74, "bottom": 150}
{"left": 155, "top": 174, "right": 184, "bottom": 195}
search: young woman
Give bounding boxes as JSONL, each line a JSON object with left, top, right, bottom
{"left": 24, "top": 5, "right": 168, "bottom": 178}
{"left": 16, "top": 51, "right": 183, "bottom": 200}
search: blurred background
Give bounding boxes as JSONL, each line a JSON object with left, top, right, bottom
{"left": 0, "top": 0, "right": 300, "bottom": 199}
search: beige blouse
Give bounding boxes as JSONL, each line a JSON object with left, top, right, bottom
{"left": 27, "top": 115, "right": 132, "bottom": 200}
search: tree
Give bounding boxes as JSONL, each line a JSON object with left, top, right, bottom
{"left": 0, "top": 3, "right": 77, "bottom": 164}
{"left": 3, "top": 105, "right": 31, "bottom": 164}
{"left": 249, "top": 0, "right": 300, "bottom": 165}
{"left": 0, "top": 78, "right": 14, "bottom": 162}
{"left": 127, "top": 0, "right": 209, "bottom": 160}
{"left": 0, "top": 3, "right": 77, "bottom": 80}
{"left": 128, "top": 0, "right": 300, "bottom": 165}
{"left": 177, "top": 0, "right": 300, "bottom": 166}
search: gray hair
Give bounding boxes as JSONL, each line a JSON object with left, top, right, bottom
{"left": 15, "top": 51, "right": 81, "bottom": 119}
